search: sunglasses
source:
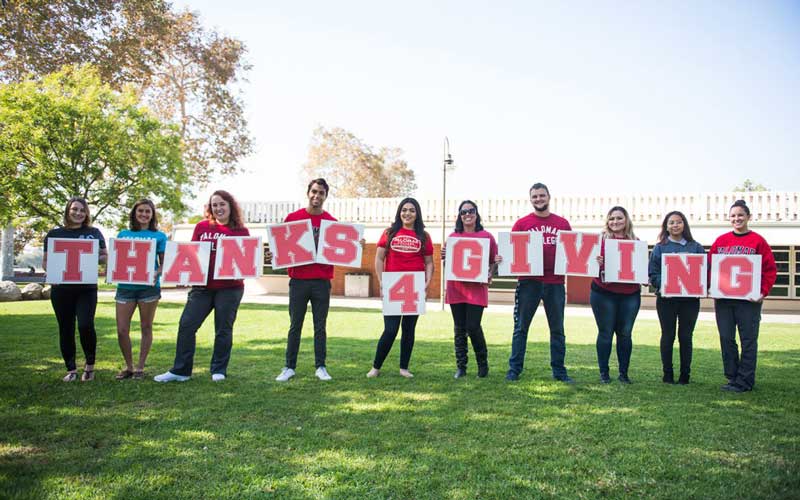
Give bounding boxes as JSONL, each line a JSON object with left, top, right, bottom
{"left": 459, "top": 208, "right": 477, "bottom": 216}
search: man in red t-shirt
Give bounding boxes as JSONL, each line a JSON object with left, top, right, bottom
{"left": 272, "top": 179, "right": 337, "bottom": 382}
{"left": 506, "top": 183, "right": 573, "bottom": 383}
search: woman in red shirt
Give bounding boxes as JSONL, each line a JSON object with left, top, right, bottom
{"left": 443, "top": 200, "right": 498, "bottom": 378}
{"left": 709, "top": 199, "right": 777, "bottom": 392}
{"left": 154, "top": 190, "right": 250, "bottom": 383}
{"left": 591, "top": 206, "right": 642, "bottom": 384}
{"left": 367, "top": 198, "right": 434, "bottom": 378}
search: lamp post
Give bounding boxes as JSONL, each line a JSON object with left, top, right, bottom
{"left": 441, "top": 137, "right": 455, "bottom": 310}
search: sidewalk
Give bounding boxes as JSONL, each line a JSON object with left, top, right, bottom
{"left": 99, "top": 286, "right": 800, "bottom": 324}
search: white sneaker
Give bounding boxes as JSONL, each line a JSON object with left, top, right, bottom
{"left": 153, "top": 371, "right": 190, "bottom": 383}
{"left": 275, "top": 367, "right": 295, "bottom": 382}
{"left": 315, "top": 366, "right": 332, "bottom": 381}
{"left": 211, "top": 373, "right": 226, "bottom": 382}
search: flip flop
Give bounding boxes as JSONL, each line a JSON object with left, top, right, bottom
{"left": 63, "top": 372, "right": 78, "bottom": 382}
{"left": 132, "top": 370, "right": 145, "bottom": 380}
{"left": 116, "top": 369, "right": 134, "bottom": 380}
{"left": 81, "top": 369, "right": 95, "bottom": 382}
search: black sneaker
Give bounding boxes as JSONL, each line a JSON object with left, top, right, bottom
{"left": 662, "top": 373, "right": 675, "bottom": 384}
{"left": 599, "top": 373, "right": 611, "bottom": 384}
{"left": 554, "top": 375, "right": 575, "bottom": 384}
{"left": 677, "top": 374, "right": 690, "bottom": 385}
{"left": 454, "top": 368, "right": 467, "bottom": 379}
{"left": 505, "top": 371, "right": 519, "bottom": 382}
{"left": 721, "top": 383, "right": 745, "bottom": 393}
{"left": 618, "top": 374, "right": 632, "bottom": 384}
{"left": 477, "top": 365, "right": 489, "bottom": 378}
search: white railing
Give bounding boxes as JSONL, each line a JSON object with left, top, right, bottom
{"left": 240, "top": 191, "right": 800, "bottom": 225}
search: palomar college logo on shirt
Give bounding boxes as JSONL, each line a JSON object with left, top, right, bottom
{"left": 391, "top": 235, "right": 422, "bottom": 253}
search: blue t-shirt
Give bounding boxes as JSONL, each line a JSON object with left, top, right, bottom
{"left": 115, "top": 229, "right": 168, "bottom": 290}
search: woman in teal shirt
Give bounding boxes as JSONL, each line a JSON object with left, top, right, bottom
{"left": 114, "top": 199, "right": 168, "bottom": 380}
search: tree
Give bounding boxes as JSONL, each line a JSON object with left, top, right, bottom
{"left": 303, "top": 126, "right": 417, "bottom": 198}
{"left": 0, "top": 64, "right": 187, "bottom": 232}
{"left": 733, "top": 179, "right": 769, "bottom": 192}
{"left": 0, "top": 0, "right": 253, "bottom": 184}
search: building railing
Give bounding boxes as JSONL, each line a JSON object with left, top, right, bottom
{"left": 240, "top": 191, "right": 800, "bottom": 225}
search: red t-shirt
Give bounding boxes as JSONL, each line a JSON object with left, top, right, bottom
{"left": 445, "top": 230, "right": 498, "bottom": 307}
{"left": 283, "top": 208, "right": 337, "bottom": 280}
{"left": 511, "top": 212, "right": 572, "bottom": 284}
{"left": 708, "top": 230, "right": 777, "bottom": 298}
{"left": 377, "top": 228, "right": 434, "bottom": 272}
{"left": 593, "top": 234, "right": 642, "bottom": 295}
{"left": 192, "top": 219, "right": 250, "bottom": 289}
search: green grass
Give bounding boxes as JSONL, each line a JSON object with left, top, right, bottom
{"left": 1, "top": 299, "right": 799, "bottom": 499}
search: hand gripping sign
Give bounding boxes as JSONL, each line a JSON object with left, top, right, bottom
{"left": 661, "top": 253, "right": 707, "bottom": 297}
{"left": 161, "top": 241, "right": 211, "bottom": 286}
{"left": 213, "top": 236, "right": 263, "bottom": 280}
{"left": 46, "top": 238, "right": 99, "bottom": 284}
{"left": 316, "top": 220, "right": 364, "bottom": 268}
{"left": 497, "top": 232, "right": 543, "bottom": 277}
{"left": 554, "top": 231, "right": 601, "bottom": 277}
{"left": 709, "top": 254, "right": 762, "bottom": 301}
{"left": 603, "top": 239, "right": 649, "bottom": 284}
{"left": 382, "top": 271, "right": 426, "bottom": 315}
{"left": 445, "top": 236, "right": 490, "bottom": 283}
{"left": 107, "top": 238, "right": 156, "bottom": 285}
{"left": 266, "top": 220, "right": 316, "bottom": 270}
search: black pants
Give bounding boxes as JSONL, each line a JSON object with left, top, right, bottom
{"left": 171, "top": 286, "right": 244, "bottom": 376}
{"left": 715, "top": 299, "right": 761, "bottom": 390}
{"left": 50, "top": 286, "right": 98, "bottom": 371}
{"left": 450, "top": 303, "right": 488, "bottom": 370}
{"left": 285, "top": 279, "right": 331, "bottom": 369}
{"left": 373, "top": 315, "right": 418, "bottom": 369}
{"left": 656, "top": 296, "right": 700, "bottom": 377}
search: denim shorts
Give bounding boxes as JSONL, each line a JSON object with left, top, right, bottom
{"left": 115, "top": 286, "right": 161, "bottom": 304}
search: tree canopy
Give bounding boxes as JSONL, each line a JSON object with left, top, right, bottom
{"left": 0, "top": 64, "right": 187, "bottom": 231}
{"left": 303, "top": 126, "right": 417, "bottom": 198}
{"left": 732, "top": 179, "right": 769, "bottom": 192}
{"left": 0, "top": 0, "right": 253, "bottom": 184}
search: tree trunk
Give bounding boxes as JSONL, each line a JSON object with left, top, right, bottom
{"left": 1, "top": 224, "right": 14, "bottom": 280}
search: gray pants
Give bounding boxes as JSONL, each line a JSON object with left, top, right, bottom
{"left": 285, "top": 279, "right": 331, "bottom": 369}
{"left": 171, "top": 286, "right": 244, "bottom": 376}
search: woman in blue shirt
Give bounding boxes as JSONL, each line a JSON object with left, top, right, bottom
{"left": 648, "top": 211, "right": 705, "bottom": 385}
{"left": 114, "top": 199, "right": 168, "bottom": 380}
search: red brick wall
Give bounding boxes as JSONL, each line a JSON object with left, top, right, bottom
{"left": 331, "top": 243, "right": 442, "bottom": 299}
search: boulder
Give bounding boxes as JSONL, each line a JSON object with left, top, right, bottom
{"left": 42, "top": 285, "right": 52, "bottom": 300}
{"left": 0, "top": 281, "right": 22, "bottom": 302}
{"left": 21, "top": 282, "right": 43, "bottom": 300}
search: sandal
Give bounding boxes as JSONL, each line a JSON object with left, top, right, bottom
{"left": 63, "top": 371, "right": 78, "bottom": 382}
{"left": 81, "top": 369, "right": 95, "bottom": 382}
{"left": 132, "top": 370, "right": 145, "bottom": 380}
{"left": 115, "top": 369, "right": 134, "bottom": 380}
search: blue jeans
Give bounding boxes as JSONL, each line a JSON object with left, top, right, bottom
{"left": 590, "top": 289, "right": 640, "bottom": 376}
{"left": 507, "top": 280, "right": 568, "bottom": 378}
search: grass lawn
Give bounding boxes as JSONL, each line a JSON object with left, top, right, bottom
{"left": 1, "top": 299, "right": 799, "bottom": 499}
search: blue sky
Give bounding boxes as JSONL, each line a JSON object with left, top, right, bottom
{"left": 174, "top": 0, "right": 800, "bottom": 203}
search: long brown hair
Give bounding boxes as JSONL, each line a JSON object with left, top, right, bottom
{"left": 205, "top": 190, "right": 244, "bottom": 230}
{"left": 62, "top": 197, "right": 92, "bottom": 228}
{"left": 657, "top": 210, "right": 694, "bottom": 244}
{"left": 128, "top": 199, "right": 159, "bottom": 231}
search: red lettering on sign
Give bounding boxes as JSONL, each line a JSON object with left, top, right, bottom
{"left": 52, "top": 239, "right": 95, "bottom": 282}
{"left": 718, "top": 255, "right": 754, "bottom": 298}
{"left": 322, "top": 223, "right": 359, "bottom": 264}
{"left": 217, "top": 237, "right": 259, "bottom": 278}
{"left": 452, "top": 239, "right": 483, "bottom": 280}
{"left": 663, "top": 254, "right": 705, "bottom": 295}
{"left": 389, "top": 273, "right": 419, "bottom": 314}
{"left": 270, "top": 223, "right": 314, "bottom": 266}
{"left": 163, "top": 243, "right": 206, "bottom": 283}
{"left": 616, "top": 241, "right": 636, "bottom": 281}
{"left": 110, "top": 239, "right": 152, "bottom": 283}
{"left": 560, "top": 232, "right": 600, "bottom": 274}
{"left": 509, "top": 233, "right": 531, "bottom": 274}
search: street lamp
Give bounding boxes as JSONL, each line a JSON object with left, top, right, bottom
{"left": 441, "top": 137, "right": 455, "bottom": 310}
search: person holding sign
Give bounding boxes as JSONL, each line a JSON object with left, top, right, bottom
{"left": 591, "top": 206, "right": 642, "bottom": 384}
{"left": 154, "top": 190, "right": 250, "bottom": 383}
{"left": 273, "top": 179, "right": 338, "bottom": 382}
{"left": 367, "top": 198, "right": 434, "bottom": 378}
{"left": 43, "top": 197, "right": 107, "bottom": 382}
{"left": 505, "top": 183, "right": 574, "bottom": 383}
{"left": 113, "top": 199, "right": 168, "bottom": 380}
{"left": 709, "top": 200, "right": 777, "bottom": 393}
{"left": 443, "top": 200, "right": 498, "bottom": 378}
{"left": 648, "top": 211, "right": 705, "bottom": 385}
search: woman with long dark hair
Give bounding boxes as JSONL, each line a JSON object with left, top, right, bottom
{"left": 648, "top": 211, "right": 705, "bottom": 384}
{"left": 367, "top": 198, "right": 434, "bottom": 378}
{"left": 443, "top": 200, "right": 498, "bottom": 378}
{"left": 114, "top": 199, "right": 168, "bottom": 380}
{"left": 43, "top": 197, "right": 107, "bottom": 382}
{"left": 591, "top": 206, "right": 642, "bottom": 384}
{"left": 709, "top": 200, "right": 776, "bottom": 392}
{"left": 155, "top": 190, "right": 250, "bottom": 383}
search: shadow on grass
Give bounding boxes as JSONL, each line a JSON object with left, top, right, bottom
{"left": 2, "top": 305, "right": 799, "bottom": 498}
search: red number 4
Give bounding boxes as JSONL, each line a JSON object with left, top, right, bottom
{"left": 389, "top": 274, "right": 419, "bottom": 313}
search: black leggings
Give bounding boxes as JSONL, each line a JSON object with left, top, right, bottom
{"left": 50, "top": 286, "right": 98, "bottom": 371}
{"left": 372, "top": 315, "right": 419, "bottom": 369}
{"left": 656, "top": 296, "right": 700, "bottom": 376}
{"left": 450, "top": 302, "right": 488, "bottom": 369}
